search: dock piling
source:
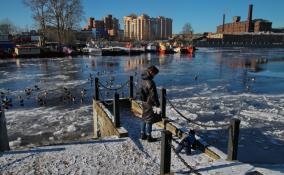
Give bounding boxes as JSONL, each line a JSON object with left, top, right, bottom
{"left": 160, "top": 88, "right": 166, "bottom": 119}
{"left": 95, "top": 77, "right": 99, "bottom": 101}
{"left": 0, "top": 108, "right": 10, "bottom": 152}
{"left": 129, "top": 76, "right": 134, "bottom": 99}
{"left": 113, "top": 93, "right": 120, "bottom": 127}
{"left": 160, "top": 130, "right": 172, "bottom": 175}
{"left": 227, "top": 118, "right": 240, "bottom": 161}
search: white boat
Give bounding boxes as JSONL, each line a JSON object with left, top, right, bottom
{"left": 174, "top": 47, "right": 181, "bottom": 53}
{"left": 15, "top": 45, "right": 41, "bottom": 56}
{"left": 146, "top": 43, "right": 158, "bottom": 52}
{"left": 83, "top": 47, "right": 102, "bottom": 56}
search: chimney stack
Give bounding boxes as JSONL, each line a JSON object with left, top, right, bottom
{"left": 247, "top": 4, "right": 253, "bottom": 32}
{"left": 222, "top": 14, "right": 225, "bottom": 33}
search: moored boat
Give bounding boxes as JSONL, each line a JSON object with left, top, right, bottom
{"left": 102, "top": 47, "right": 128, "bottom": 56}
{"left": 146, "top": 43, "right": 158, "bottom": 53}
{"left": 159, "top": 43, "right": 175, "bottom": 54}
{"left": 128, "top": 47, "right": 145, "bottom": 55}
{"left": 126, "top": 43, "right": 145, "bottom": 55}
{"left": 82, "top": 47, "right": 102, "bottom": 56}
{"left": 14, "top": 45, "right": 41, "bottom": 57}
{"left": 174, "top": 46, "right": 197, "bottom": 54}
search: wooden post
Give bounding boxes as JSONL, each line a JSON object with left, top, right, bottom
{"left": 0, "top": 109, "right": 10, "bottom": 152}
{"left": 94, "top": 77, "right": 99, "bottom": 101}
{"left": 113, "top": 93, "right": 120, "bottom": 127}
{"left": 160, "top": 88, "right": 166, "bottom": 118}
{"left": 162, "top": 118, "right": 169, "bottom": 130}
{"left": 129, "top": 76, "right": 134, "bottom": 99}
{"left": 160, "top": 130, "right": 172, "bottom": 175}
{"left": 227, "top": 118, "right": 241, "bottom": 161}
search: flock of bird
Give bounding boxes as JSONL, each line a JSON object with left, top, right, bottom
{"left": 0, "top": 70, "right": 127, "bottom": 110}
{"left": 1, "top": 84, "right": 89, "bottom": 110}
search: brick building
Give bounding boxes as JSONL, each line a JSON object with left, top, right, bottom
{"left": 217, "top": 4, "right": 272, "bottom": 34}
{"left": 195, "top": 4, "right": 284, "bottom": 47}
{"left": 83, "top": 15, "right": 120, "bottom": 40}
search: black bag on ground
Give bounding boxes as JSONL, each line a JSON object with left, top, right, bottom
{"left": 151, "top": 113, "right": 162, "bottom": 123}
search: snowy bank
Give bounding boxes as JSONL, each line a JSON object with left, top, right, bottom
{"left": 1, "top": 137, "right": 284, "bottom": 175}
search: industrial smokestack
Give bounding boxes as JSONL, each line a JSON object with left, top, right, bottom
{"left": 222, "top": 14, "right": 225, "bottom": 33}
{"left": 247, "top": 4, "right": 253, "bottom": 21}
{"left": 247, "top": 4, "right": 253, "bottom": 32}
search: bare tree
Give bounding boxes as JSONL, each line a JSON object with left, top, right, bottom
{"left": 23, "top": 0, "right": 49, "bottom": 34}
{"left": 181, "top": 23, "right": 194, "bottom": 35}
{"left": 47, "top": 0, "right": 83, "bottom": 43}
{"left": 23, "top": 0, "right": 83, "bottom": 43}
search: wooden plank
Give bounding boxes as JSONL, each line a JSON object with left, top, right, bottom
{"left": 93, "top": 100, "right": 128, "bottom": 138}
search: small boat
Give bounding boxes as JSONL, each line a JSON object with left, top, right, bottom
{"left": 174, "top": 47, "right": 181, "bottom": 53}
{"left": 159, "top": 43, "right": 175, "bottom": 54}
{"left": 102, "top": 47, "right": 128, "bottom": 56}
{"left": 174, "top": 46, "right": 197, "bottom": 54}
{"left": 14, "top": 45, "right": 41, "bottom": 57}
{"left": 128, "top": 47, "right": 145, "bottom": 55}
{"left": 146, "top": 43, "right": 158, "bottom": 53}
{"left": 62, "top": 46, "right": 73, "bottom": 55}
{"left": 82, "top": 47, "right": 102, "bottom": 56}
{"left": 185, "top": 46, "right": 194, "bottom": 54}
{"left": 126, "top": 43, "right": 145, "bottom": 55}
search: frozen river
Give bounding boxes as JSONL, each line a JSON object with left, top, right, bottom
{"left": 1, "top": 48, "right": 284, "bottom": 163}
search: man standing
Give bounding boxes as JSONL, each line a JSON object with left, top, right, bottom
{"left": 140, "top": 65, "right": 160, "bottom": 142}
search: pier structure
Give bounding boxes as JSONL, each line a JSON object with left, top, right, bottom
{"left": 92, "top": 75, "right": 241, "bottom": 174}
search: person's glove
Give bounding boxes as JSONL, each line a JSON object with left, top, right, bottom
{"left": 153, "top": 106, "right": 161, "bottom": 114}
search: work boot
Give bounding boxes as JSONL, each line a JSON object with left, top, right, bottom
{"left": 147, "top": 135, "right": 158, "bottom": 142}
{"left": 140, "top": 133, "right": 147, "bottom": 140}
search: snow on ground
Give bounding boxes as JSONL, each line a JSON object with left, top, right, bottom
{"left": 1, "top": 136, "right": 284, "bottom": 175}
{"left": 0, "top": 137, "right": 161, "bottom": 175}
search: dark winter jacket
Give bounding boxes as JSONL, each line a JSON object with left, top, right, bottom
{"left": 140, "top": 70, "right": 160, "bottom": 123}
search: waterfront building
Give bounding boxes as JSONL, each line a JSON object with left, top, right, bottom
{"left": 217, "top": 4, "right": 272, "bottom": 34}
{"left": 205, "top": 33, "right": 284, "bottom": 46}
{"left": 194, "top": 4, "right": 284, "bottom": 47}
{"left": 83, "top": 15, "right": 120, "bottom": 40}
{"left": 124, "top": 14, "right": 172, "bottom": 41}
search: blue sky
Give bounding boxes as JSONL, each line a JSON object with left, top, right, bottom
{"left": 0, "top": 0, "right": 284, "bottom": 33}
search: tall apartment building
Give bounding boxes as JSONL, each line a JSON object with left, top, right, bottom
{"left": 124, "top": 14, "right": 172, "bottom": 41}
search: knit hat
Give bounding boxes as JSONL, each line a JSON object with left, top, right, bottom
{"left": 147, "top": 65, "right": 159, "bottom": 74}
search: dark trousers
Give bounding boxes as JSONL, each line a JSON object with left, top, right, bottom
{"left": 140, "top": 121, "right": 152, "bottom": 136}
